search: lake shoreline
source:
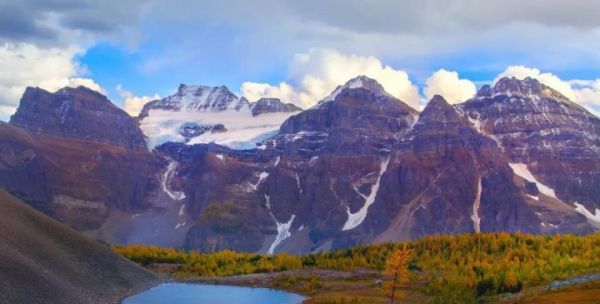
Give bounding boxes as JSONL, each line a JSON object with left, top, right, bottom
{"left": 120, "top": 281, "right": 306, "bottom": 304}
{"left": 120, "top": 267, "right": 387, "bottom": 304}
{"left": 126, "top": 264, "right": 600, "bottom": 304}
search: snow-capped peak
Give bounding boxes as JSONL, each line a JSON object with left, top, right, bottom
{"left": 318, "top": 75, "right": 387, "bottom": 105}
{"left": 169, "top": 84, "right": 249, "bottom": 112}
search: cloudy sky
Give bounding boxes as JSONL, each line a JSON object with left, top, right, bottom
{"left": 1, "top": 0, "right": 600, "bottom": 120}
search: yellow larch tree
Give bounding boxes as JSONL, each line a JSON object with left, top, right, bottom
{"left": 383, "top": 244, "right": 412, "bottom": 303}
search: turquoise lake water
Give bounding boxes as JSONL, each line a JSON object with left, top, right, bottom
{"left": 122, "top": 283, "right": 305, "bottom": 304}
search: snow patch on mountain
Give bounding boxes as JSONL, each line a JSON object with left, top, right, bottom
{"left": 250, "top": 171, "right": 270, "bottom": 191}
{"left": 264, "top": 195, "right": 296, "bottom": 254}
{"left": 320, "top": 76, "right": 366, "bottom": 104}
{"left": 471, "top": 178, "right": 482, "bottom": 233}
{"left": 574, "top": 203, "right": 600, "bottom": 228}
{"left": 161, "top": 160, "right": 186, "bottom": 201}
{"left": 509, "top": 163, "right": 557, "bottom": 198}
{"left": 343, "top": 157, "right": 390, "bottom": 231}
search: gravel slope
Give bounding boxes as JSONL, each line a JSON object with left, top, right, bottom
{"left": 0, "top": 190, "right": 157, "bottom": 304}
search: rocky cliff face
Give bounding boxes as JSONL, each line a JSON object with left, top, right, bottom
{"left": 1, "top": 76, "right": 598, "bottom": 254}
{"left": 10, "top": 86, "right": 146, "bottom": 150}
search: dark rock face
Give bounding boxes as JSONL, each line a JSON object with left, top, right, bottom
{"left": 9, "top": 86, "right": 146, "bottom": 150}
{"left": 179, "top": 122, "right": 227, "bottom": 142}
{"left": 250, "top": 98, "right": 302, "bottom": 116}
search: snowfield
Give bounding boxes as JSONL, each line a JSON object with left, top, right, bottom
{"left": 140, "top": 108, "right": 295, "bottom": 150}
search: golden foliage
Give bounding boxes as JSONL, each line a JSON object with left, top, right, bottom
{"left": 114, "top": 232, "right": 600, "bottom": 301}
{"left": 383, "top": 245, "right": 412, "bottom": 303}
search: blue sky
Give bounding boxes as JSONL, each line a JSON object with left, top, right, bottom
{"left": 1, "top": 0, "right": 600, "bottom": 119}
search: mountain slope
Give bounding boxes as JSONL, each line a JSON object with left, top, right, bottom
{"left": 0, "top": 122, "right": 163, "bottom": 231}
{"left": 0, "top": 190, "right": 157, "bottom": 304}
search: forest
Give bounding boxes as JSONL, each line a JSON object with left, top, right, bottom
{"left": 114, "top": 232, "right": 600, "bottom": 302}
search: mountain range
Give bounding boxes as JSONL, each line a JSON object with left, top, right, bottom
{"left": 0, "top": 75, "right": 598, "bottom": 254}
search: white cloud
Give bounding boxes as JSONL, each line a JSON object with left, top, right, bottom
{"left": 116, "top": 84, "right": 160, "bottom": 116}
{"left": 424, "top": 69, "right": 476, "bottom": 104}
{"left": 571, "top": 79, "right": 600, "bottom": 116}
{"left": 240, "top": 81, "right": 298, "bottom": 103}
{"left": 241, "top": 49, "right": 421, "bottom": 110}
{"left": 0, "top": 43, "right": 102, "bottom": 118}
{"left": 494, "top": 65, "right": 600, "bottom": 116}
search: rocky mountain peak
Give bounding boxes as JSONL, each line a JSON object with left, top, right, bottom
{"left": 279, "top": 80, "right": 418, "bottom": 143}
{"left": 414, "top": 95, "right": 462, "bottom": 130}
{"left": 250, "top": 98, "right": 302, "bottom": 116}
{"left": 426, "top": 94, "right": 450, "bottom": 107}
{"left": 319, "top": 75, "right": 389, "bottom": 105}
{"left": 477, "top": 76, "right": 569, "bottom": 101}
{"left": 10, "top": 86, "right": 146, "bottom": 149}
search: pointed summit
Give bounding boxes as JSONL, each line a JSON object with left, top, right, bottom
{"left": 426, "top": 94, "right": 450, "bottom": 107}
{"left": 414, "top": 95, "right": 462, "bottom": 130}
